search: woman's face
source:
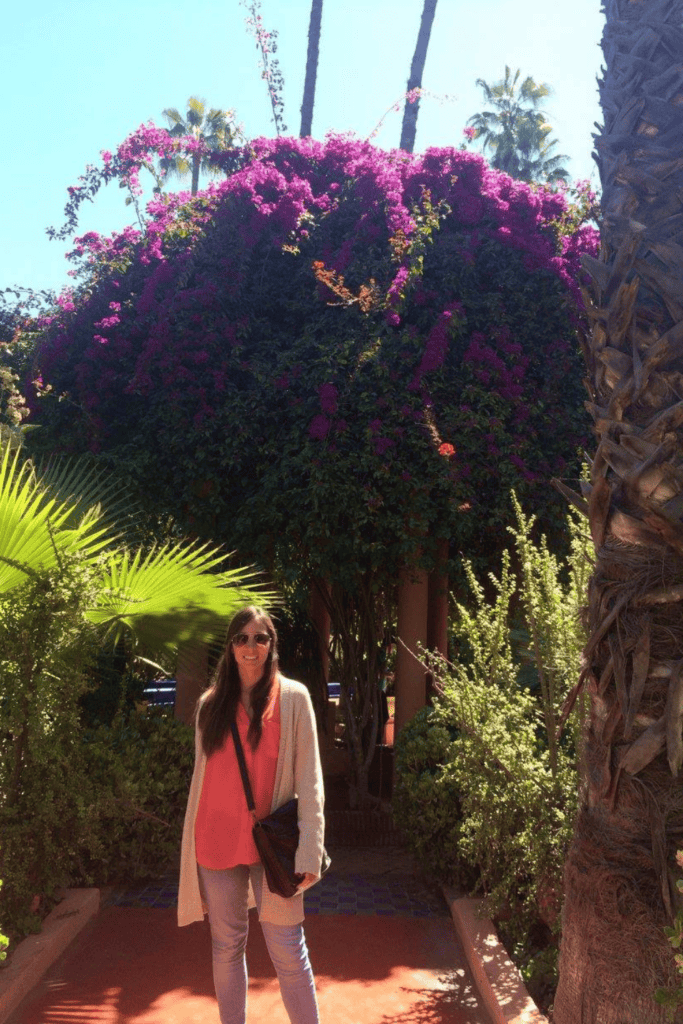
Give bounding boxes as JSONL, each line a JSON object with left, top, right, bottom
{"left": 230, "top": 616, "right": 272, "bottom": 682}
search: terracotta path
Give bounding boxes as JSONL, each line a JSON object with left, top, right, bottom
{"left": 7, "top": 859, "right": 492, "bottom": 1024}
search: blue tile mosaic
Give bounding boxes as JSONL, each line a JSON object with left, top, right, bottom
{"left": 107, "top": 871, "right": 449, "bottom": 918}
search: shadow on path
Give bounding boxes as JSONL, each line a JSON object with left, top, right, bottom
{"left": 8, "top": 906, "right": 492, "bottom": 1024}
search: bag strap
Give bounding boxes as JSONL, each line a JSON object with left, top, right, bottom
{"left": 230, "top": 720, "right": 257, "bottom": 818}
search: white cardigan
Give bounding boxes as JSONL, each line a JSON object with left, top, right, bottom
{"left": 177, "top": 676, "right": 326, "bottom": 926}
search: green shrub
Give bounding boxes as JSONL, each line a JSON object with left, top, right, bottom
{"left": 394, "top": 498, "right": 590, "bottom": 944}
{"left": 0, "top": 700, "right": 194, "bottom": 950}
{"left": 392, "top": 706, "right": 470, "bottom": 885}
{"left": 0, "top": 556, "right": 195, "bottom": 948}
{"left": 78, "top": 708, "right": 194, "bottom": 883}
{"left": 0, "top": 559, "right": 102, "bottom": 947}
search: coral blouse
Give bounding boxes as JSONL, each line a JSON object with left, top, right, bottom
{"left": 195, "top": 681, "right": 281, "bottom": 869}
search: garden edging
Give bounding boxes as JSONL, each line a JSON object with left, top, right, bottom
{"left": 0, "top": 888, "right": 100, "bottom": 1024}
{"left": 444, "top": 888, "right": 548, "bottom": 1024}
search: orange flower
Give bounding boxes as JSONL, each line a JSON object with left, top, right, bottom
{"left": 439, "top": 442, "right": 456, "bottom": 457}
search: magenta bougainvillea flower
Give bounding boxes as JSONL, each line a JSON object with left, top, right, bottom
{"left": 30, "top": 131, "right": 598, "bottom": 572}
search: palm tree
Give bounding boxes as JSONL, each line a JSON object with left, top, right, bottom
{"left": 467, "top": 66, "right": 570, "bottom": 183}
{"left": 552, "top": 2, "right": 683, "bottom": 1021}
{"left": 300, "top": 0, "right": 323, "bottom": 137}
{"left": 161, "top": 97, "right": 239, "bottom": 195}
{"left": 399, "top": 0, "right": 439, "bottom": 154}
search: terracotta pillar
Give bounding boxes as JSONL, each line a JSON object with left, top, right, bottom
{"left": 309, "top": 579, "right": 331, "bottom": 683}
{"left": 427, "top": 539, "right": 449, "bottom": 700}
{"left": 174, "top": 640, "right": 209, "bottom": 724}
{"left": 395, "top": 562, "right": 429, "bottom": 737}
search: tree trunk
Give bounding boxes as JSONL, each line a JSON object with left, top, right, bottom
{"left": 322, "top": 578, "right": 386, "bottom": 809}
{"left": 174, "top": 640, "right": 208, "bottom": 724}
{"left": 300, "top": 0, "right": 323, "bottom": 137}
{"left": 399, "top": 0, "right": 438, "bottom": 154}
{"left": 191, "top": 153, "right": 200, "bottom": 196}
{"left": 395, "top": 561, "right": 428, "bottom": 735}
{"left": 309, "top": 577, "right": 331, "bottom": 683}
{"left": 554, "top": 2, "right": 683, "bottom": 1021}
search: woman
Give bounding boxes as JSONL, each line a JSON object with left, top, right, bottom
{"left": 178, "top": 606, "right": 325, "bottom": 1024}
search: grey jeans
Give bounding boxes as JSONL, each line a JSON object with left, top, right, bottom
{"left": 197, "top": 863, "right": 320, "bottom": 1024}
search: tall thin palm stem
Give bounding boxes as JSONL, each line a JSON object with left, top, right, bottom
{"left": 399, "top": 0, "right": 438, "bottom": 154}
{"left": 300, "top": 0, "right": 323, "bottom": 137}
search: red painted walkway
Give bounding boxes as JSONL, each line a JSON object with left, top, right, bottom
{"left": 8, "top": 904, "right": 492, "bottom": 1024}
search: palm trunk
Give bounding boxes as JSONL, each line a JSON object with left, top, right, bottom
{"left": 399, "top": 0, "right": 438, "bottom": 154}
{"left": 554, "top": 2, "right": 683, "bottom": 1021}
{"left": 300, "top": 0, "right": 323, "bottom": 137}
{"left": 191, "top": 153, "right": 200, "bottom": 196}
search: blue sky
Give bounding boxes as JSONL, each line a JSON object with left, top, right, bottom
{"left": 3, "top": 0, "right": 605, "bottom": 298}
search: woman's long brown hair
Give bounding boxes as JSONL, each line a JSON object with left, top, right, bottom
{"left": 197, "top": 606, "right": 278, "bottom": 758}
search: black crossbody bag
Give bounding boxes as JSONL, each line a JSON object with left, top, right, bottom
{"left": 230, "top": 720, "right": 330, "bottom": 899}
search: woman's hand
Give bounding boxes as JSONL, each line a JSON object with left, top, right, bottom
{"left": 297, "top": 872, "right": 319, "bottom": 892}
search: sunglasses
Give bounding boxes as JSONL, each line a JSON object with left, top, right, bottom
{"left": 232, "top": 632, "right": 272, "bottom": 647}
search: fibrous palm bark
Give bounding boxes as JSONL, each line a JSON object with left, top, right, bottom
{"left": 553, "top": 2, "right": 683, "bottom": 1022}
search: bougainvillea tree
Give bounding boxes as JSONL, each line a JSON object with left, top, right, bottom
{"left": 26, "top": 133, "right": 598, "bottom": 803}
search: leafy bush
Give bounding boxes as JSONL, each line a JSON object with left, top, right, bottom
{"left": 392, "top": 705, "right": 469, "bottom": 882}
{"left": 78, "top": 646, "right": 148, "bottom": 728}
{"left": 78, "top": 708, "right": 194, "bottom": 883}
{"left": 394, "top": 499, "right": 590, "bottom": 944}
{"left": 0, "top": 692, "right": 193, "bottom": 949}
{"left": 0, "top": 559, "right": 104, "bottom": 945}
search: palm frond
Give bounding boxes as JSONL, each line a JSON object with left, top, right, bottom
{"left": 162, "top": 107, "right": 183, "bottom": 128}
{"left": 0, "top": 445, "right": 112, "bottom": 596}
{"left": 187, "top": 96, "right": 206, "bottom": 127}
{"left": 36, "top": 453, "right": 137, "bottom": 544}
{"left": 159, "top": 154, "right": 192, "bottom": 180}
{"left": 88, "top": 541, "right": 275, "bottom": 653}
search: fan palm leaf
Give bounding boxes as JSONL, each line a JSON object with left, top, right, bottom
{"left": 0, "top": 445, "right": 112, "bottom": 595}
{"left": 89, "top": 541, "right": 273, "bottom": 654}
{"left": 36, "top": 453, "right": 139, "bottom": 543}
{"left": 0, "top": 440, "right": 271, "bottom": 656}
